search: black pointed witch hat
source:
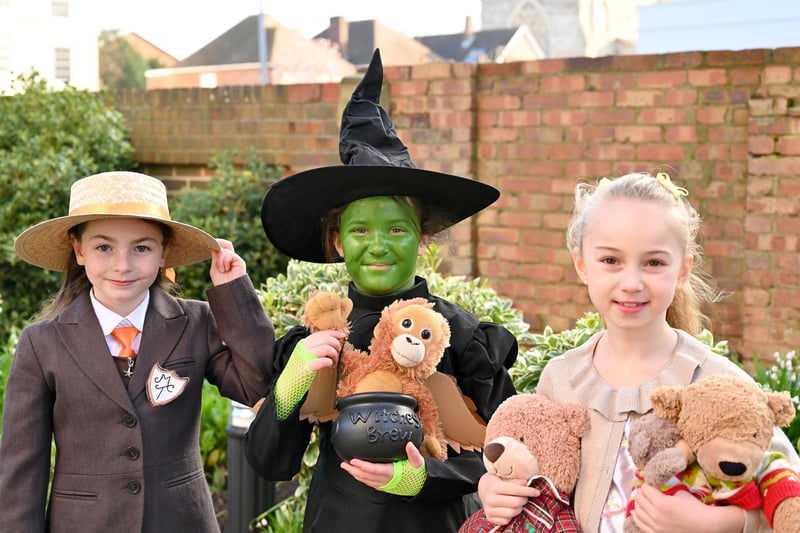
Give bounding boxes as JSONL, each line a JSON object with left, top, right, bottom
{"left": 260, "top": 48, "right": 499, "bottom": 263}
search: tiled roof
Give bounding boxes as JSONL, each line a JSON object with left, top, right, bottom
{"left": 122, "top": 32, "right": 178, "bottom": 67}
{"left": 175, "top": 15, "right": 356, "bottom": 83}
{"left": 417, "top": 28, "right": 520, "bottom": 62}
{"left": 315, "top": 19, "right": 441, "bottom": 67}
{"left": 180, "top": 15, "right": 270, "bottom": 66}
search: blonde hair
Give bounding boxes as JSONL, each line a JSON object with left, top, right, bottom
{"left": 566, "top": 172, "right": 721, "bottom": 335}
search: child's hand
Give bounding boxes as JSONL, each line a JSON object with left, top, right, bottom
{"left": 341, "top": 441, "right": 425, "bottom": 490}
{"left": 300, "top": 330, "right": 344, "bottom": 371}
{"left": 477, "top": 472, "right": 540, "bottom": 526}
{"left": 340, "top": 456, "right": 396, "bottom": 490}
{"left": 632, "top": 484, "right": 745, "bottom": 532}
{"left": 210, "top": 238, "right": 246, "bottom": 285}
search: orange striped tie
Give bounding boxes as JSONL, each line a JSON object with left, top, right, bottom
{"left": 112, "top": 326, "right": 139, "bottom": 358}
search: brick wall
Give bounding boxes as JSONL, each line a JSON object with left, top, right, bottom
{"left": 110, "top": 47, "right": 800, "bottom": 361}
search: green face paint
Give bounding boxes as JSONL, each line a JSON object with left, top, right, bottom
{"left": 337, "top": 196, "right": 422, "bottom": 296}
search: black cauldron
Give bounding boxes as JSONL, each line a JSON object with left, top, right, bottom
{"left": 331, "top": 392, "right": 424, "bottom": 462}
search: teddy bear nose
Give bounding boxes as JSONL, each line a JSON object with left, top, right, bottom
{"left": 484, "top": 442, "right": 505, "bottom": 463}
{"left": 719, "top": 461, "right": 747, "bottom": 477}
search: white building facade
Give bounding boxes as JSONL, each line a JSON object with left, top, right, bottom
{"left": 480, "top": 0, "right": 666, "bottom": 58}
{"left": 0, "top": 0, "right": 99, "bottom": 92}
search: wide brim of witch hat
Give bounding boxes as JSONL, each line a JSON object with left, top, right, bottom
{"left": 261, "top": 48, "right": 499, "bottom": 263}
{"left": 15, "top": 171, "right": 220, "bottom": 271}
{"left": 262, "top": 166, "right": 499, "bottom": 263}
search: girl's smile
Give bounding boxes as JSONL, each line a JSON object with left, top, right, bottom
{"left": 616, "top": 301, "right": 647, "bottom": 313}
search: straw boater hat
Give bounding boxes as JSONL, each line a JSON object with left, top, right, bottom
{"left": 15, "top": 171, "right": 220, "bottom": 271}
{"left": 260, "top": 48, "right": 500, "bottom": 264}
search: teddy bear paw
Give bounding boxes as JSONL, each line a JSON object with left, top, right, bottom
{"left": 622, "top": 517, "right": 642, "bottom": 533}
{"left": 302, "top": 291, "right": 353, "bottom": 333}
{"left": 772, "top": 497, "right": 800, "bottom": 533}
{"left": 643, "top": 446, "right": 689, "bottom": 487}
{"left": 419, "top": 434, "right": 447, "bottom": 461}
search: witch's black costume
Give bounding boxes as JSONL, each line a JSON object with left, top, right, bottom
{"left": 246, "top": 277, "right": 517, "bottom": 531}
{"left": 246, "top": 48, "right": 518, "bottom": 532}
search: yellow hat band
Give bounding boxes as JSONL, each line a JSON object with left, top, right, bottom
{"left": 70, "top": 201, "right": 172, "bottom": 220}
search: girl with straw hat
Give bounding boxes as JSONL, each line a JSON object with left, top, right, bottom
{"left": 0, "top": 170, "right": 275, "bottom": 532}
{"left": 245, "top": 49, "right": 518, "bottom": 532}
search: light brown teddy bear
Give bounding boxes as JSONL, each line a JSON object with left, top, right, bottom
{"left": 624, "top": 375, "right": 800, "bottom": 533}
{"left": 459, "top": 393, "right": 588, "bottom": 532}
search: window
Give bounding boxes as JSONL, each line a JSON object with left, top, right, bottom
{"left": 52, "top": 0, "right": 69, "bottom": 17}
{"left": 199, "top": 72, "right": 218, "bottom": 88}
{"left": 54, "top": 47, "right": 70, "bottom": 81}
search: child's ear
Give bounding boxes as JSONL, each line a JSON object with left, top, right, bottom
{"left": 572, "top": 247, "right": 588, "bottom": 284}
{"left": 677, "top": 254, "right": 693, "bottom": 286}
{"left": 417, "top": 235, "right": 430, "bottom": 256}
{"left": 160, "top": 244, "right": 169, "bottom": 268}
{"left": 70, "top": 235, "right": 86, "bottom": 266}
{"left": 334, "top": 234, "right": 344, "bottom": 258}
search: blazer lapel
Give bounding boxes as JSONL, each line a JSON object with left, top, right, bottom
{"left": 57, "top": 292, "right": 135, "bottom": 412}
{"left": 128, "top": 288, "right": 188, "bottom": 399}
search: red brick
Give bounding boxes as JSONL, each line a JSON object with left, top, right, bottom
{"left": 638, "top": 107, "right": 688, "bottom": 124}
{"left": 688, "top": 69, "right": 728, "bottom": 87}
{"left": 665, "top": 126, "right": 698, "bottom": 143}
{"left": 542, "top": 109, "right": 589, "bottom": 126}
{"left": 638, "top": 71, "right": 688, "bottom": 88}
{"left": 567, "top": 90, "right": 614, "bottom": 107}
{"left": 696, "top": 107, "right": 727, "bottom": 124}
{"left": 776, "top": 137, "right": 800, "bottom": 155}
{"left": 763, "top": 66, "right": 793, "bottom": 84}
{"left": 748, "top": 136, "right": 776, "bottom": 155}
{"left": 541, "top": 75, "right": 586, "bottom": 93}
{"left": 479, "top": 95, "right": 523, "bottom": 111}
{"left": 589, "top": 109, "right": 636, "bottom": 124}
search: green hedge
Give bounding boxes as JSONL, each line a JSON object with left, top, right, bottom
{"left": 0, "top": 73, "right": 134, "bottom": 332}
{"left": 169, "top": 150, "right": 288, "bottom": 301}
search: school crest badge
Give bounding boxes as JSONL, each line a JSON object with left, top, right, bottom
{"left": 146, "top": 363, "right": 190, "bottom": 406}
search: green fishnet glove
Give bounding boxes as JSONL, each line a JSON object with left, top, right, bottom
{"left": 380, "top": 459, "right": 427, "bottom": 496}
{"left": 274, "top": 341, "right": 318, "bottom": 420}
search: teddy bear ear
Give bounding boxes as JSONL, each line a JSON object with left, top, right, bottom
{"left": 341, "top": 297, "right": 354, "bottom": 318}
{"left": 564, "top": 403, "right": 589, "bottom": 438}
{"left": 766, "top": 389, "right": 797, "bottom": 427}
{"left": 650, "top": 386, "right": 683, "bottom": 423}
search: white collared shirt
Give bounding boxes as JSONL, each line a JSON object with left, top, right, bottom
{"left": 90, "top": 289, "right": 149, "bottom": 357}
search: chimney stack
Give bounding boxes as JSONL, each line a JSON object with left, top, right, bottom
{"left": 329, "top": 16, "right": 350, "bottom": 55}
{"left": 465, "top": 15, "right": 474, "bottom": 35}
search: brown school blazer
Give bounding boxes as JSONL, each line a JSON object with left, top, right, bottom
{"left": 0, "top": 276, "right": 274, "bottom": 533}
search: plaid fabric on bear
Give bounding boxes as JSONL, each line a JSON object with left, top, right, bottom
{"left": 460, "top": 476, "right": 581, "bottom": 532}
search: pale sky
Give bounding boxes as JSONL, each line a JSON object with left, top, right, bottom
{"left": 638, "top": 0, "right": 800, "bottom": 54}
{"left": 93, "top": 0, "right": 482, "bottom": 60}
{"left": 91, "top": 0, "right": 800, "bottom": 61}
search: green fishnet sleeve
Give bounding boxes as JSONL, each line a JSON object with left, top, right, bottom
{"left": 380, "top": 459, "right": 427, "bottom": 496}
{"left": 273, "top": 341, "right": 318, "bottom": 420}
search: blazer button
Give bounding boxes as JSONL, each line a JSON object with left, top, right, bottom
{"left": 126, "top": 446, "right": 140, "bottom": 460}
{"left": 123, "top": 414, "right": 137, "bottom": 427}
{"left": 127, "top": 480, "right": 141, "bottom": 494}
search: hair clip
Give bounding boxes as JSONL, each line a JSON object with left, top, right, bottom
{"left": 656, "top": 172, "right": 689, "bottom": 200}
{"left": 597, "top": 177, "right": 611, "bottom": 189}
